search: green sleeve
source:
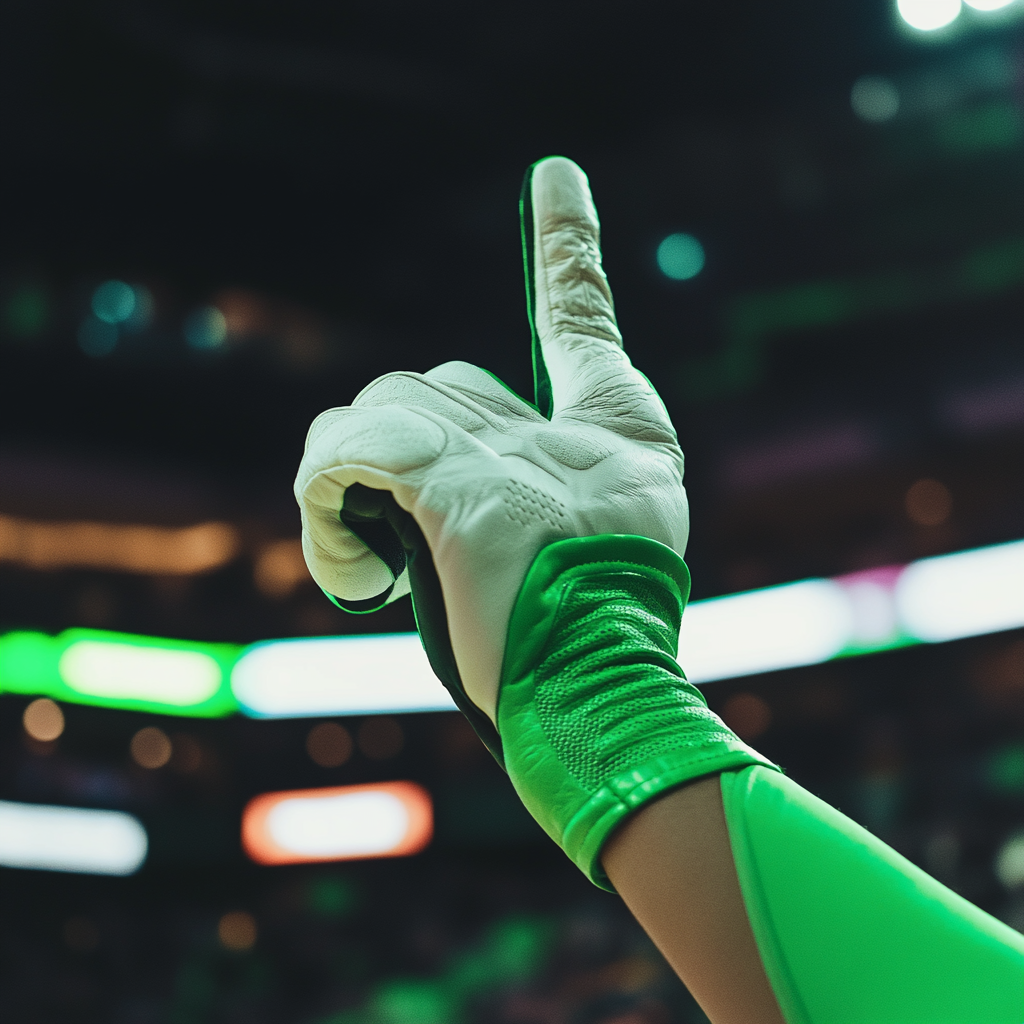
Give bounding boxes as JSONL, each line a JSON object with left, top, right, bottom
{"left": 498, "top": 534, "right": 778, "bottom": 889}
{"left": 721, "top": 765, "right": 1024, "bottom": 1024}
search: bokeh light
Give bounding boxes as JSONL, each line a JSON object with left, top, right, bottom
{"left": 720, "top": 692, "right": 773, "bottom": 740}
{"left": 307, "top": 721, "right": 354, "bottom": 768}
{"left": 243, "top": 783, "right": 433, "bottom": 864}
{"left": 994, "top": 832, "right": 1024, "bottom": 889}
{"left": 897, "top": 0, "right": 962, "bottom": 30}
{"left": 357, "top": 716, "right": 404, "bottom": 760}
{"left": 122, "top": 284, "right": 154, "bottom": 331}
{"left": 78, "top": 316, "right": 118, "bottom": 357}
{"left": 218, "top": 911, "right": 257, "bottom": 951}
{"left": 983, "top": 744, "right": 1024, "bottom": 795}
{"left": 0, "top": 801, "right": 148, "bottom": 875}
{"left": 905, "top": 478, "right": 952, "bottom": 526}
{"left": 91, "top": 280, "right": 136, "bottom": 324}
{"left": 851, "top": 76, "right": 900, "bottom": 122}
{"left": 3, "top": 284, "right": 50, "bottom": 338}
{"left": 963, "top": 0, "right": 1015, "bottom": 8}
{"left": 61, "top": 640, "right": 224, "bottom": 709}
{"left": 170, "top": 733, "right": 206, "bottom": 774}
{"left": 254, "top": 538, "right": 308, "bottom": 598}
{"left": 184, "top": 306, "right": 228, "bottom": 349}
{"left": 130, "top": 726, "right": 173, "bottom": 769}
{"left": 0, "top": 516, "right": 240, "bottom": 576}
{"left": 23, "top": 697, "right": 65, "bottom": 742}
{"left": 656, "top": 233, "right": 705, "bottom": 281}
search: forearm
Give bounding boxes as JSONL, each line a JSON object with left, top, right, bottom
{"left": 297, "top": 155, "right": 1024, "bottom": 1024}
{"left": 603, "top": 775, "right": 786, "bottom": 1024}
{"left": 605, "top": 755, "right": 1024, "bottom": 1024}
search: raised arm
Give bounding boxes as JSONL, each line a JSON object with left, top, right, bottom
{"left": 295, "top": 157, "right": 1024, "bottom": 1023}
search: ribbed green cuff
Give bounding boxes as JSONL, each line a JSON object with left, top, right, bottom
{"left": 497, "top": 534, "right": 780, "bottom": 890}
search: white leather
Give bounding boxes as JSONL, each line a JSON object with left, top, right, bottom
{"left": 294, "top": 157, "right": 689, "bottom": 725}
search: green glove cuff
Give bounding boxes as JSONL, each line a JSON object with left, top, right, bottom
{"left": 498, "top": 534, "right": 782, "bottom": 891}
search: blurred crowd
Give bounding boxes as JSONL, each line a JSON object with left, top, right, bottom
{"left": 1, "top": 628, "right": 1021, "bottom": 1024}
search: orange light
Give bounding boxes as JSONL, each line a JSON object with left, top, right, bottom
{"left": 0, "top": 515, "right": 239, "bottom": 575}
{"left": 253, "top": 538, "right": 309, "bottom": 598}
{"left": 242, "top": 781, "right": 432, "bottom": 866}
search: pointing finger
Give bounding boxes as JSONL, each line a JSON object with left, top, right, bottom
{"left": 525, "top": 156, "right": 624, "bottom": 417}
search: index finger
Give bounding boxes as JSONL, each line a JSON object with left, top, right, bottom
{"left": 522, "top": 156, "right": 623, "bottom": 419}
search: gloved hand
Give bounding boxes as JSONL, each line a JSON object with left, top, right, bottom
{"left": 295, "top": 157, "right": 776, "bottom": 887}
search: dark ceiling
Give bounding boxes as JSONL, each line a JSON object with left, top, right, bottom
{"left": 1, "top": 1, "right": 1022, "bottom": 639}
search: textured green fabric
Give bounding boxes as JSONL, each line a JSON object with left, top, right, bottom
{"left": 722, "top": 765, "right": 1024, "bottom": 1024}
{"left": 499, "top": 534, "right": 780, "bottom": 889}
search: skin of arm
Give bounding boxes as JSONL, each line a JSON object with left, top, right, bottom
{"left": 602, "top": 775, "right": 788, "bottom": 1024}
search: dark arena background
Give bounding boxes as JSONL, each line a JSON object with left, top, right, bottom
{"left": 1, "top": 3, "right": 1023, "bottom": 1022}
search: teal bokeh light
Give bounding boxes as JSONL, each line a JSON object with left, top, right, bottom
{"left": 122, "top": 285, "right": 154, "bottom": 332}
{"left": 184, "top": 306, "right": 228, "bottom": 350}
{"left": 78, "top": 316, "right": 118, "bottom": 357}
{"left": 91, "top": 280, "right": 136, "bottom": 324}
{"left": 657, "top": 233, "right": 706, "bottom": 281}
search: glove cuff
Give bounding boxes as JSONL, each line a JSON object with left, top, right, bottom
{"left": 498, "top": 534, "right": 781, "bottom": 890}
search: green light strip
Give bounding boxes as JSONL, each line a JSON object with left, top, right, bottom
{"left": 2, "top": 537, "right": 1021, "bottom": 718}
{"left": 0, "top": 629, "right": 240, "bottom": 717}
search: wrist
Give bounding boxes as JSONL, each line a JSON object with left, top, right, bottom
{"left": 497, "top": 534, "right": 780, "bottom": 890}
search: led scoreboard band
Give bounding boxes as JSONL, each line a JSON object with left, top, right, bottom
{"left": 1, "top": 538, "right": 1021, "bottom": 718}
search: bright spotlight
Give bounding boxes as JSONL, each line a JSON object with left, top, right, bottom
{"left": 897, "top": 0, "right": 962, "bottom": 30}
{"left": 963, "top": 0, "right": 1015, "bottom": 8}
{"left": 657, "top": 234, "right": 705, "bottom": 281}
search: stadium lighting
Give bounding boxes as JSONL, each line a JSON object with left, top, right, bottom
{"left": 680, "top": 580, "right": 853, "bottom": 684}
{"left": 91, "top": 280, "right": 136, "bottom": 324}
{"left": 185, "top": 306, "right": 228, "bottom": 350}
{"left": 0, "top": 629, "right": 240, "bottom": 717}
{"left": 60, "top": 641, "right": 221, "bottom": 704}
{"left": 897, "top": 0, "right": 962, "bottom": 30}
{"left": 994, "top": 832, "right": 1024, "bottom": 889}
{"left": 657, "top": 234, "right": 705, "bottom": 281}
{"left": 242, "top": 782, "right": 433, "bottom": 865}
{"left": 850, "top": 76, "right": 900, "bottom": 123}
{"left": 0, "top": 513, "right": 240, "bottom": 575}
{"left": 2, "top": 539, "right": 1023, "bottom": 715}
{"left": 0, "top": 801, "right": 147, "bottom": 875}
{"left": 231, "top": 634, "right": 457, "bottom": 718}
{"left": 894, "top": 540, "right": 1024, "bottom": 643}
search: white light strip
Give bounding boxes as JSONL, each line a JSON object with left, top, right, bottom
{"left": 232, "top": 633, "right": 457, "bottom": 718}
{"left": 894, "top": 539, "right": 1024, "bottom": 643}
{"left": 230, "top": 539, "right": 1024, "bottom": 714}
{"left": 269, "top": 791, "right": 408, "bottom": 857}
{"left": 0, "top": 801, "right": 148, "bottom": 875}
{"left": 680, "top": 579, "right": 854, "bottom": 684}
{"left": 59, "top": 641, "right": 222, "bottom": 705}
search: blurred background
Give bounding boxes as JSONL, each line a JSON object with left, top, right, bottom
{"left": 1, "top": 1, "right": 1023, "bottom": 1021}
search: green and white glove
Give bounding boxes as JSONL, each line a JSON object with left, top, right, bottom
{"left": 294, "top": 157, "right": 777, "bottom": 888}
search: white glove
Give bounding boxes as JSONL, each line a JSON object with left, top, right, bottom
{"left": 294, "top": 156, "right": 688, "bottom": 729}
